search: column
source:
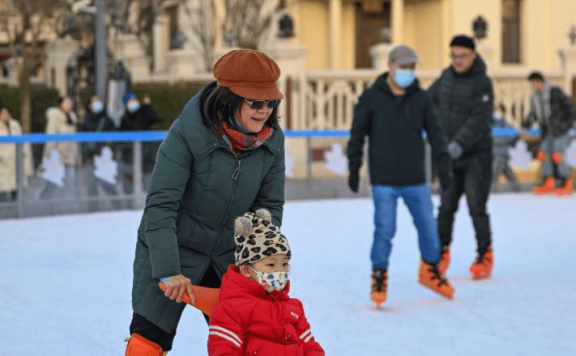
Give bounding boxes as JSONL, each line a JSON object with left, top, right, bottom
{"left": 391, "top": 0, "right": 404, "bottom": 44}
{"left": 329, "top": 0, "right": 342, "bottom": 69}
{"left": 558, "top": 45, "right": 576, "bottom": 94}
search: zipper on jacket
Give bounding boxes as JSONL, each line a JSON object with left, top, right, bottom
{"left": 210, "top": 156, "right": 243, "bottom": 258}
{"left": 232, "top": 159, "right": 241, "bottom": 179}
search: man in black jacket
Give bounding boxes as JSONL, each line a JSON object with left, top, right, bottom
{"left": 347, "top": 45, "right": 455, "bottom": 307}
{"left": 522, "top": 71, "right": 576, "bottom": 196}
{"left": 428, "top": 35, "right": 494, "bottom": 281}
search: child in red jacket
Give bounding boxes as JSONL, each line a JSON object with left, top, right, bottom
{"left": 208, "top": 208, "right": 325, "bottom": 356}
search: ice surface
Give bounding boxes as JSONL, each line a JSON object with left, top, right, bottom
{"left": 1, "top": 193, "right": 575, "bottom": 355}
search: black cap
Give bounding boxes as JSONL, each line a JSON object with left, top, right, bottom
{"left": 450, "top": 35, "right": 475, "bottom": 50}
{"left": 527, "top": 71, "right": 545, "bottom": 81}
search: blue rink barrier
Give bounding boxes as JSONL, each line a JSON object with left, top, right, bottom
{"left": 0, "top": 127, "right": 553, "bottom": 143}
{"left": 0, "top": 127, "right": 573, "bottom": 219}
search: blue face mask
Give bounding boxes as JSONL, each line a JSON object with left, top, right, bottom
{"left": 127, "top": 101, "right": 141, "bottom": 113}
{"left": 91, "top": 101, "right": 104, "bottom": 113}
{"left": 394, "top": 69, "right": 416, "bottom": 88}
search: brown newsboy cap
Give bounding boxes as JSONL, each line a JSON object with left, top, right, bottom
{"left": 213, "top": 49, "right": 283, "bottom": 101}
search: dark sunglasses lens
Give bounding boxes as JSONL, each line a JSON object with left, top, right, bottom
{"left": 247, "top": 101, "right": 262, "bottom": 109}
{"left": 268, "top": 100, "right": 280, "bottom": 109}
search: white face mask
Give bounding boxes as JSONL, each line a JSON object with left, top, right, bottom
{"left": 127, "top": 101, "right": 141, "bottom": 113}
{"left": 91, "top": 101, "right": 104, "bottom": 113}
{"left": 250, "top": 266, "right": 289, "bottom": 292}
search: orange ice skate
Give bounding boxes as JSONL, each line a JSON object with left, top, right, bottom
{"left": 418, "top": 260, "right": 455, "bottom": 299}
{"left": 532, "top": 177, "right": 555, "bottom": 195}
{"left": 470, "top": 245, "right": 494, "bottom": 280}
{"left": 370, "top": 268, "right": 388, "bottom": 308}
{"left": 437, "top": 246, "right": 451, "bottom": 276}
{"left": 556, "top": 178, "right": 573, "bottom": 196}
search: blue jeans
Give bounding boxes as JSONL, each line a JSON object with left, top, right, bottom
{"left": 371, "top": 183, "right": 440, "bottom": 270}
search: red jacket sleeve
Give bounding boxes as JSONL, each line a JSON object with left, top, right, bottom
{"left": 293, "top": 300, "right": 325, "bottom": 356}
{"left": 208, "top": 301, "right": 245, "bottom": 356}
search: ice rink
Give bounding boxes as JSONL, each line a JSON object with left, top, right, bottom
{"left": 1, "top": 193, "right": 574, "bottom": 355}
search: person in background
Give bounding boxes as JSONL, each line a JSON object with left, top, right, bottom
{"left": 124, "top": 49, "right": 286, "bottom": 355}
{"left": 0, "top": 103, "right": 33, "bottom": 202}
{"left": 208, "top": 208, "right": 325, "bottom": 356}
{"left": 428, "top": 35, "right": 495, "bottom": 280}
{"left": 39, "top": 96, "right": 79, "bottom": 200}
{"left": 117, "top": 92, "right": 161, "bottom": 196}
{"left": 81, "top": 95, "right": 121, "bottom": 211}
{"left": 522, "top": 71, "right": 576, "bottom": 196}
{"left": 347, "top": 44, "right": 455, "bottom": 307}
{"left": 492, "top": 110, "right": 520, "bottom": 192}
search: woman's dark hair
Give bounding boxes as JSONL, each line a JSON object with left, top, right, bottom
{"left": 58, "top": 96, "right": 70, "bottom": 106}
{"left": 202, "top": 85, "right": 280, "bottom": 130}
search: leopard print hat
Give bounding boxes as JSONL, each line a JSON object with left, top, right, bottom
{"left": 234, "top": 208, "right": 291, "bottom": 266}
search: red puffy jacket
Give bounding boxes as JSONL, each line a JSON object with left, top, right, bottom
{"left": 208, "top": 265, "right": 325, "bottom": 356}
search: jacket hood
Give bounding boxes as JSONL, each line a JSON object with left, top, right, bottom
{"left": 449, "top": 55, "right": 487, "bottom": 78}
{"left": 373, "top": 72, "right": 421, "bottom": 96}
{"left": 219, "top": 264, "right": 291, "bottom": 302}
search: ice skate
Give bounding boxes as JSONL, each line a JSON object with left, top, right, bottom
{"left": 437, "top": 246, "right": 451, "bottom": 276}
{"left": 370, "top": 268, "right": 387, "bottom": 308}
{"left": 418, "top": 260, "right": 454, "bottom": 299}
{"left": 532, "top": 177, "right": 555, "bottom": 194}
{"left": 556, "top": 178, "right": 573, "bottom": 196}
{"left": 470, "top": 245, "right": 494, "bottom": 280}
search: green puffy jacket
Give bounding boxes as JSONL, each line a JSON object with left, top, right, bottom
{"left": 131, "top": 83, "right": 285, "bottom": 333}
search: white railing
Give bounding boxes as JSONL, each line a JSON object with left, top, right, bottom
{"left": 284, "top": 68, "right": 569, "bottom": 131}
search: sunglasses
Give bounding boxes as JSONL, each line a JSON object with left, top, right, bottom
{"left": 244, "top": 99, "right": 281, "bottom": 110}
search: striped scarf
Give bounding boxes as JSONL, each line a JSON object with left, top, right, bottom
{"left": 216, "top": 121, "right": 273, "bottom": 151}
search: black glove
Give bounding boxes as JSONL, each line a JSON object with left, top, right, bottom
{"left": 437, "top": 155, "right": 453, "bottom": 191}
{"left": 348, "top": 172, "right": 359, "bottom": 193}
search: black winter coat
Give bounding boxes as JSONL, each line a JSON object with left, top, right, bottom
{"left": 118, "top": 105, "right": 161, "bottom": 171}
{"left": 347, "top": 73, "right": 450, "bottom": 187}
{"left": 522, "top": 85, "right": 576, "bottom": 137}
{"left": 81, "top": 110, "right": 116, "bottom": 158}
{"left": 428, "top": 56, "right": 494, "bottom": 155}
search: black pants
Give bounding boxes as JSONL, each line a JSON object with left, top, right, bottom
{"left": 129, "top": 266, "right": 222, "bottom": 351}
{"left": 437, "top": 150, "right": 493, "bottom": 255}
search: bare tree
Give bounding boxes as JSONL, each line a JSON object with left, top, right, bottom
{"left": 179, "top": 0, "right": 216, "bottom": 72}
{"left": 107, "top": 0, "right": 292, "bottom": 73}
{"left": 0, "top": 0, "right": 71, "bottom": 133}
{"left": 221, "top": 0, "right": 285, "bottom": 49}
{"left": 107, "top": 0, "right": 177, "bottom": 70}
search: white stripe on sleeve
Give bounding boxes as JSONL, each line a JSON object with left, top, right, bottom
{"left": 299, "top": 328, "right": 313, "bottom": 343}
{"left": 209, "top": 326, "right": 242, "bottom": 347}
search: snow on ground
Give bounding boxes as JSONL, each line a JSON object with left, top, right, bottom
{"left": 1, "top": 193, "right": 575, "bottom": 355}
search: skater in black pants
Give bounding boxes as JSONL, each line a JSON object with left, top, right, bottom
{"left": 428, "top": 35, "right": 495, "bottom": 280}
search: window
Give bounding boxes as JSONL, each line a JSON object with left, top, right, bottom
{"left": 167, "top": 5, "right": 184, "bottom": 50}
{"left": 502, "top": 0, "right": 521, "bottom": 63}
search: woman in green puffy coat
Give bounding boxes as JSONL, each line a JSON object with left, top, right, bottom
{"left": 125, "top": 49, "right": 286, "bottom": 355}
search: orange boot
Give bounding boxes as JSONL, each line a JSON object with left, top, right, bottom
{"left": 556, "top": 178, "right": 573, "bottom": 196}
{"left": 370, "top": 268, "right": 388, "bottom": 308}
{"left": 418, "top": 260, "right": 454, "bottom": 299}
{"left": 470, "top": 245, "right": 494, "bottom": 280}
{"left": 125, "top": 333, "right": 166, "bottom": 356}
{"left": 532, "top": 177, "right": 555, "bottom": 194}
{"left": 437, "top": 246, "right": 451, "bottom": 276}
